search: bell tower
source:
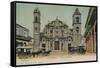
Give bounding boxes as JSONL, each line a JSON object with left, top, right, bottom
{"left": 33, "top": 8, "right": 41, "bottom": 52}
{"left": 72, "top": 8, "right": 81, "bottom": 47}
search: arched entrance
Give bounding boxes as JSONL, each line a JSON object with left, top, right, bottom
{"left": 54, "top": 41, "right": 59, "bottom": 50}
{"left": 68, "top": 43, "right": 71, "bottom": 51}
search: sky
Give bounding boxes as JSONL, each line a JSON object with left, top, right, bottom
{"left": 16, "top": 3, "right": 90, "bottom": 38}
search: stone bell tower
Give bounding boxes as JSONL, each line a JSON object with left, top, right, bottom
{"left": 33, "top": 8, "right": 41, "bottom": 52}
{"left": 72, "top": 8, "right": 82, "bottom": 47}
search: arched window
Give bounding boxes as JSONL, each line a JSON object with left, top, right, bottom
{"left": 76, "top": 27, "right": 79, "bottom": 29}
{"left": 35, "top": 16, "right": 38, "bottom": 22}
{"left": 76, "top": 17, "right": 79, "bottom": 23}
{"left": 76, "top": 27, "right": 79, "bottom": 33}
{"left": 24, "top": 42, "right": 26, "bottom": 46}
{"left": 42, "top": 44, "right": 46, "bottom": 47}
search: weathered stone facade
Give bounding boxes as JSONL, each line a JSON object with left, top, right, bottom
{"left": 33, "top": 8, "right": 82, "bottom": 52}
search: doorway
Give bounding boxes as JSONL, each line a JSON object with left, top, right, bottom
{"left": 68, "top": 43, "right": 71, "bottom": 51}
{"left": 54, "top": 41, "right": 59, "bottom": 50}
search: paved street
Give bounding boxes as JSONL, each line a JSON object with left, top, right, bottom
{"left": 16, "top": 51, "right": 96, "bottom": 65}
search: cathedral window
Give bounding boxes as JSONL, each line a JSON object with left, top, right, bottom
{"left": 24, "top": 42, "right": 26, "bottom": 46}
{"left": 42, "top": 44, "right": 46, "bottom": 47}
{"left": 76, "top": 30, "right": 79, "bottom": 33}
{"left": 76, "top": 17, "right": 79, "bottom": 23}
{"left": 76, "top": 27, "right": 79, "bottom": 33}
{"left": 35, "top": 16, "right": 38, "bottom": 22}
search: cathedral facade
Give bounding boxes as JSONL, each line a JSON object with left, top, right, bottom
{"left": 33, "top": 8, "right": 82, "bottom": 52}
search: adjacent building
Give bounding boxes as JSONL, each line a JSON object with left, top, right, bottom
{"left": 84, "top": 7, "right": 97, "bottom": 53}
{"left": 16, "top": 24, "right": 32, "bottom": 53}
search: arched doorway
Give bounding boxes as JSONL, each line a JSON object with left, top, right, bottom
{"left": 54, "top": 41, "right": 59, "bottom": 50}
{"left": 68, "top": 43, "right": 71, "bottom": 51}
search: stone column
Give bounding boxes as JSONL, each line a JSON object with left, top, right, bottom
{"left": 89, "top": 34, "right": 91, "bottom": 53}
{"left": 59, "top": 41, "right": 61, "bottom": 51}
{"left": 65, "top": 41, "right": 68, "bottom": 53}
{"left": 87, "top": 39, "right": 88, "bottom": 52}
{"left": 48, "top": 41, "right": 50, "bottom": 51}
{"left": 52, "top": 41, "right": 54, "bottom": 50}
{"left": 88, "top": 37, "right": 90, "bottom": 52}
{"left": 90, "top": 31, "right": 93, "bottom": 53}
{"left": 87, "top": 34, "right": 90, "bottom": 52}
{"left": 40, "top": 41, "right": 42, "bottom": 50}
{"left": 46, "top": 41, "right": 48, "bottom": 51}
{"left": 49, "top": 41, "right": 52, "bottom": 50}
{"left": 63, "top": 41, "right": 65, "bottom": 51}
{"left": 85, "top": 40, "right": 87, "bottom": 52}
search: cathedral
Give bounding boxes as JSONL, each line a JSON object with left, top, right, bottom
{"left": 33, "top": 8, "right": 82, "bottom": 52}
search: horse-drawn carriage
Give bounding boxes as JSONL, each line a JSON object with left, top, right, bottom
{"left": 17, "top": 49, "right": 51, "bottom": 58}
{"left": 32, "top": 50, "right": 51, "bottom": 57}
{"left": 68, "top": 46, "right": 86, "bottom": 54}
